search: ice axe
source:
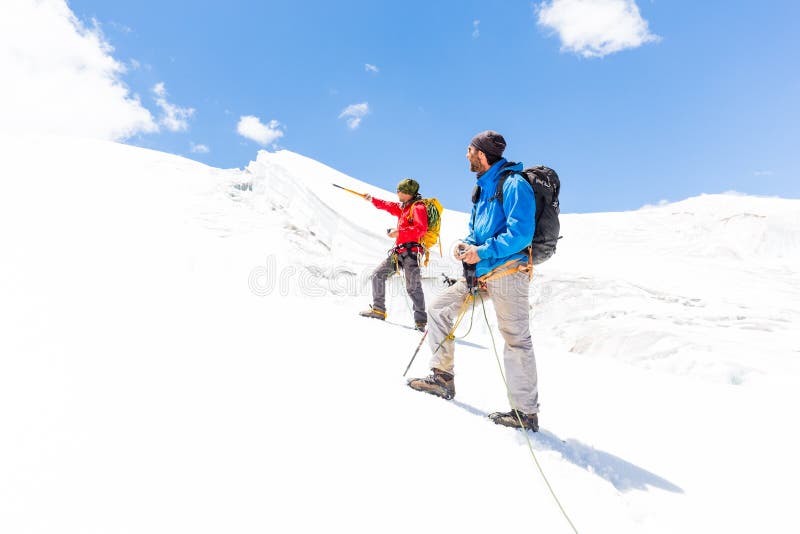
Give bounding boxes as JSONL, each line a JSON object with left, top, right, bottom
{"left": 332, "top": 183, "right": 368, "bottom": 199}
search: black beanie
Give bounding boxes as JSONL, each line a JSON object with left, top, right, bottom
{"left": 470, "top": 130, "right": 506, "bottom": 161}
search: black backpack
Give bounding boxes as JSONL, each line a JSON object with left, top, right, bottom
{"left": 493, "top": 165, "right": 561, "bottom": 264}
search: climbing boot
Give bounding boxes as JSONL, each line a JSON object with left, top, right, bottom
{"left": 488, "top": 409, "right": 539, "bottom": 432}
{"left": 359, "top": 305, "right": 386, "bottom": 320}
{"left": 407, "top": 368, "right": 455, "bottom": 400}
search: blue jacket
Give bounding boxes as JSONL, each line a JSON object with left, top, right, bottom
{"left": 465, "top": 159, "right": 535, "bottom": 277}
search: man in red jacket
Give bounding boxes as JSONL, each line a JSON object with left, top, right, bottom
{"left": 359, "top": 178, "right": 428, "bottom": 331}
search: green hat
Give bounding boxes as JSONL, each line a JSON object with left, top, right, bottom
{"left": 396, "top": 178, "right": 419, "bottom": 195}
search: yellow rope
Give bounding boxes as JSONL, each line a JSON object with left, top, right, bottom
{"left": 404, "top": 290, "right": 475, "bottom": 377}
{"left": 445, "top": 293, "right": 475, "bottom": 340}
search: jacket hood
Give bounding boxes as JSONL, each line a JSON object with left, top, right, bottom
{"left": 476, "top": 159, "right": 523, "bottom": 188}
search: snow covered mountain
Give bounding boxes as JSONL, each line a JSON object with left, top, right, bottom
{"left": 2, "top": 132, "right": 799, "bottom": 533}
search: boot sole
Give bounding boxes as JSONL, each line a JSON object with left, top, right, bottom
{"left": 490, "top": 417, "right": 539, "bottom": 432}
{"left": 407, "top": 382, "right": 454, "bottom": 400}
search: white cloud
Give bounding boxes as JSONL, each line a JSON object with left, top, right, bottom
{"left": 153, "top": 82, "right": 167, "bottom": 98}
{"left": 338, "top": 102, "right": 369, "bottom": 130}
{"left": 536, "top": 0, "right": 660, "bottom": 58}
{"left": 152, "top": 82, "right": 194, "bottom": 132}
{"left": 472, "top": 20, "right": 480, "bottom": 39}
{"left": 237, "top": 115, "right": 284, "bottom": 145}
{"left": 365, "top": 63, "right": 379, "bottom": 74}
{"left": 109, "top": 21, "right": 133, "bottom": 34}
{"left": 754, "top": 170, "right": 774, "bottom": 177}
{"left": 0, "top": 0, "right": 157, "bottom": 140}
{"left": 190, "top": 142, "right": 209, "bottom": 154}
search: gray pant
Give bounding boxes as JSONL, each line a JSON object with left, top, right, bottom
{"left": 371, "top": 252, "right": 427, "bottom": 324}
{"left": 427, "top": 271, "right": 539, "bottom": 414}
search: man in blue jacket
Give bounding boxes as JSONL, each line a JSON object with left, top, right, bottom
{"left": 407, "top": 131, "right": 540, "bottom": 431}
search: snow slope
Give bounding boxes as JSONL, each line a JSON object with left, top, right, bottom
{"left": 1, "top": 132, "right": 799, "bottom": 533}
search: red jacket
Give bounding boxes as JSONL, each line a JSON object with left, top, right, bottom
{"left": 372, "top": 197, "right": 428, "bottom": 246}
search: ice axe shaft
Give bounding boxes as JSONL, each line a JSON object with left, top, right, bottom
{"left": 403, "top": 329, "right": 428, "bottom": 377}
{"left": 332, "top": 183, "right": 368, "bottom": 199}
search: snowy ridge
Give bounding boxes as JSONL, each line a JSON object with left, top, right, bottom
{"left": 537, "top": 193, "right": 800, "bottom": 386}
{"left": 2, "top": 134, "right": 799, "bottom": 533}
{"left": 584, "top": 193, "right": 800, "bottom": 262}
{"left": 208, "top": 149, "right": 467, "bottom": 299}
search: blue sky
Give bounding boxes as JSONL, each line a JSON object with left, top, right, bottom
{"left": 67, "top": 0, "right": 799, "bottom": 213}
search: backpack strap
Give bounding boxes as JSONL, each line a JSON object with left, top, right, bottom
{"left": 404, "top": 194, "right": 424, "bottom": 221}
{"left": 490, "top": 170, "right": 536, "bottom": 260}
{"left": 491, "top": 169, "right": 525, "bottom": 204}
{"left": 407, "top": 199, "right": 425, "bottom": 223}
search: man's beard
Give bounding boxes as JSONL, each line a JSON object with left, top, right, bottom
{"left": 469, "top": 154, "right": 482, "bottom": 173}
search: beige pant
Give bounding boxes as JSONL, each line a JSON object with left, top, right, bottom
{"left": 427, "top": 270, "right": 540, "bottom": 414}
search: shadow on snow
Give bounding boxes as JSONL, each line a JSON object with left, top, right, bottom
{"left": 452, "top": 400, "right": 683, "bottom": 494}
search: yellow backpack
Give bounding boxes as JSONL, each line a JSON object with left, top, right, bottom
{"left": 409, "top": 198, "right": 444, "bottom": 266}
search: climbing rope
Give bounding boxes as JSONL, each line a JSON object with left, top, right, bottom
{"left": 478, "top": 291, "right": 579, "bottom": 534}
